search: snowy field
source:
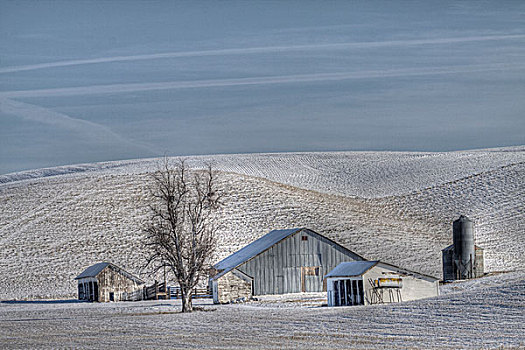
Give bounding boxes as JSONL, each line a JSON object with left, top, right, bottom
{"left": 2, "top": 145, "right": 524, "bottom": 198}
{"left": 1, "top": 272, "right": 524, "bottom": 349}
{"left": 0, "top": 147, "right": 524, "bottom": 300}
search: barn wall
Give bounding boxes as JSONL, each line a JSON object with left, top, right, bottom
{"left": 237, "top": 229, "right": 362, "bottom": 295}
{"left": 214, "top": 270, "right": 253, "bottom": 304}
{"left": 363, "top": 264, "right": 439, "bottom": 303}
{"left": 443, "top": 246, "right": 484, "bottom": 281}
{"left": 97, "top": 266, "right": 143, "bottom": 302}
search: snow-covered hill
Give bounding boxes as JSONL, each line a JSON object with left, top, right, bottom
{"left": 2, "top": 145, "right": 523, "bottom": 198}
{"left": 0, "top": 146, "right": 523, "bottom": 299}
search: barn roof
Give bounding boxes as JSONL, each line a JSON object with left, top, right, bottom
{"left": 325, "top": 261, "right": 379, "bottom": 278}
{"left": 75, "top": 262, "right": 145, "bottom": 284}
{"left": 212, "top": 228, "right": 303, "bottom": 280}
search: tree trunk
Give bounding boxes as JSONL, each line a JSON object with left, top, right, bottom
{"left": 181, "top": 290, "right": 193, "bottom": 313}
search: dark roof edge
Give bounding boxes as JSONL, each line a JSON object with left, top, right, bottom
{"left": 304, "top": 229, "right": 366, "bottom": 261}
{"left": 376, "top": 261, "right": 439, "bottom": 281}
{"left": 442, "top": 244, "right": 484, "bottom": 251}
{"left": 232, "top": 269, "right": 254, "bottom": 283}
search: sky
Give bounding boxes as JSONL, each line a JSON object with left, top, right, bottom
{"left": 1, "top": 1, "right": 524, "bottom": 174}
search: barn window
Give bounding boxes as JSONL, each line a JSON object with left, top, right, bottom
{"left": 302, "top": 236, "right": 308, "bottom": 241}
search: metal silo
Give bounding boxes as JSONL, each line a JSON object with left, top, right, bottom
{"left": 452, "top": 215, "right": 475, "bottom": 279}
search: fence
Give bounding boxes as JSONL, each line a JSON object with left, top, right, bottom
{"left": 169, "top": 286, "right": 211, "bottom": 299}
{"left": 122, "top": 282, "right": 211, "bottom": 301}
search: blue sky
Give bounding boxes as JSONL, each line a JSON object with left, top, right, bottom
{"left": 1, "top": 1, "right": 524, "bottom": 174}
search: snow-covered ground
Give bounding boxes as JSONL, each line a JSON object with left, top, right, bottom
{"left": 0, "top": 147, "right": 523, "bottom": 300}
{"left": 1, "top": 271, "right": 524, "bottom": 349}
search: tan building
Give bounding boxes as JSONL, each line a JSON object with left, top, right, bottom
{"left": 326, "top": 261, "right": 439, "bottom": 306}
{"left": 75, "top": 262, "right": 144, "bottom": 302}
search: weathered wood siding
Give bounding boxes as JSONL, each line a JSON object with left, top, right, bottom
{"left": 97, "top": 266, "right": 143, "bottom": 302}
{"left": 237, "top": 229, "right": 362, "bottom": 295}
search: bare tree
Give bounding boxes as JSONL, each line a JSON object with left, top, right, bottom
{"left": 143, "top": 159, "right": 221, "bottom": 312}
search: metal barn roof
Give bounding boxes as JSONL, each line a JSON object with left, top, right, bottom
{"left": 212, "top": 228, "right": 303, "bottom": 279}
{"left": 75, "top": 262, "right": 145, "bottom": 284}
{"left": 325, "top": 261, "right": 379, "bottom": 278}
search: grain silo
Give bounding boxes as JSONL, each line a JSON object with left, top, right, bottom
{"left": 442, "top": 216, "right": 484, "bottom": 281}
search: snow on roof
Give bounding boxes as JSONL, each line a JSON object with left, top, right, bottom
{"left": 75, "top": 262, "right": 144, "bottom": 284}
{"left": 213, "top": 228, "right": 303, "bottom": 279}
{"left": 325, "top": 261, "right": 379, "bottom": 278}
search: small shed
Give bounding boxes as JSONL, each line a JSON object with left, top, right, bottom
{"left": 325, "top": 261, "right": 439, "bottom": 307}
{"left": 210, "top": 228, "right": 364, "bottom": 303}
{"left": 75, "top": 262, "right": 144, "bottom": 302}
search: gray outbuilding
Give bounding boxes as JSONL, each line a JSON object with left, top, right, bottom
{"left": 326, "top": 261, "right": 439, "bottom": 307}
{"left": 210, "top": 228, "right": 364, "bottom": 303}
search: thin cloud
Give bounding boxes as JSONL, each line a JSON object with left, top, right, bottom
{"left": 0, "top": 34, "right": 524, "bottom": 74}
{"left": 0, "top": 98, "right": 158, "bottom": 154}
{"left": 1, "top": 63, "right": 524, "bottom": 98}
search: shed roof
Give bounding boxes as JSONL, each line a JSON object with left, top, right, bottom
{"left": 325, "top": 261, "right": 378, "bottom": 278}
{"left": 325, "top": 260, "right": 439, "bottom": 281}
{"left": 213, "top": 228, "right": 302, "bottom": 280}
{"left": 75, "top": 262, "right": 145, "bottom": 284}
{"left": 75, "top": 262, "right": 110, "bottom": 279}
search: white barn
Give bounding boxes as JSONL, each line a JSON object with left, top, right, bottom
{"left": 210, "top": 228, "right": 364, "bottom": 304}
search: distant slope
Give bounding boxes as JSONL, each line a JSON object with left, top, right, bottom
{"left": 2, "top": 145, "right": 523, "bottom": 198}
{"left": 0, "top": 146, "right": 523, "bottom": 299}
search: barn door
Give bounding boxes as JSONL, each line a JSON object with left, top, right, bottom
{"left": 93, "top": 282, "right": 99, "bottom": 302}
{"left": 301, "top": 266, "right": 320, "bottom": 292}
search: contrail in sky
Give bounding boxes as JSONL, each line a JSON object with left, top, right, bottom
{"left": 0, "top": 98, "right": 158, "bottom": 154}
{"left": 1, "top": 63, "right": 524, "bottom": 98}
{"left": 0, "top": 34, "right": 524, "bottom": 74}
